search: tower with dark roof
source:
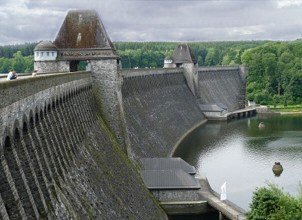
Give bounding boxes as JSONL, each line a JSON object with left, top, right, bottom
{"left": 172, "top": 43, "right": 200, "bottom": 97}
{"left": 172, "top": 44, "right": 197, "bottom": 66}
{"left": 35, "top": 10, "right": 127, "bottom": 152}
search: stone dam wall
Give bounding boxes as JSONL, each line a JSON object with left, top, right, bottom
{"left": 122, "top": 68, "right": 206, "bottom": 158}
{"left": 198, "top": 67, "right": 246, "bottom": 111}
{"left": 0, "top": 73, "right": 166, "bottom": 219}
{"left": 0, "top": 66, "right": 248, "bottom": 219}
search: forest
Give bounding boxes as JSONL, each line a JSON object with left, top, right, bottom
{"left": 0, "top": 40, "right": 301, "bottom": 105}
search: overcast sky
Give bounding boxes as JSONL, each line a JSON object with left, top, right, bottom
{"left": 0, "top": 0, "right": 302, "bottom": 45}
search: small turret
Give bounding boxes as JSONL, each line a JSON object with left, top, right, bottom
{"left": 34, "top": 41, "right": 58, "bottom": 61}
{"left": 163, "top": 55, "right": 175, "bottom": 68}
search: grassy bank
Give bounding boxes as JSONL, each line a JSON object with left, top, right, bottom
{"left": 268, "top": 104, "right": 302, "bottom": 113}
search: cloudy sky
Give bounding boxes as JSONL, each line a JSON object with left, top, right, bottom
{"left": 0, "top": 0, "right": 302, "bottom": 45}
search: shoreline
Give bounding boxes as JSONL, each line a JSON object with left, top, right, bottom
{"left": 170, "top": 119, "right": 208, "bottom": 157}
{"left": 271, "top": 111, "right": 302, "bottom": 115}
{"left": 278, "top": 111, "right": 302, "bottom": 115}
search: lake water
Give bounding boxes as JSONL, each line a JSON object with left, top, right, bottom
{"left": 174, "top": 114, "right": 302, "bottom": 210}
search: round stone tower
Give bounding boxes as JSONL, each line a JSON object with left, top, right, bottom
{"left": 163, "top": 55, "right": 176, "bottom": 68}
{"left": 34, "top": 41, "right": 57, "bottom": 61}
{"left": 34, "top": 41, "right": 69, "bottom": 73}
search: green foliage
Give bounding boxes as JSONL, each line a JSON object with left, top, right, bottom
{"left": 247, "top": 184, "right": 302, "bottom": 220}
{"left": 0, "top": 41, "right": 266, "bottom": 72}
{"left": 115, "top": 41, "right": 267, "bottom": 68}
{"left": 0, "top": 50, "right": 33, "bottom": 73}
{"left": 242, "top": 40, "right": 302, "bottom": 105}
{"left": 0, "top": 42, "right": 36, "bottom": 58}
{"left": 0, "top": 40, "right": 300, "bottom": 104}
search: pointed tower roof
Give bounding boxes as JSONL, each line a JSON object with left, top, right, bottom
{"left": 172, "top": 43, "right": 197, "bottom": 64}
{"left": 54, "top": 10, "right": 114, "bottom": 50}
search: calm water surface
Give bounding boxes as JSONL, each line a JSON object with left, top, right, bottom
{"left": 174, "top": 115, "right": 302, "bottom": 210}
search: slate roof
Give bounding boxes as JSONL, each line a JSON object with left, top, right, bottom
{"left": 34, "top": 41, "right": 58, "bottom": 51}
{"left": 140, "top": 170, "right": 201, "bottom": 190}
{"left": 54, "top": 10, "right": 115, "bottom": 50}
{"left": 140, "top": 157, "right": 200, "bottom": 190}
{"left": 172, "top": 43, "right": 197, "bottom": 64}
{"left": 141, "top": 157, "right": 196, "bottom": 174}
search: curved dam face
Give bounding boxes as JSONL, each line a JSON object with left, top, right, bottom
{"left": 0, "top": 66, "right": 247, "bottom": 219}
{"left": 121, "top": 67, "right": 246, "bottom": 158}
{"left": 0, "top": 73, "right": 166, "bottom": 219}
{"left": 122, "top": 69, "right": 206, "bottom": 158}
{"left": 197, "top": 67, "right": 246, "bottom": 112}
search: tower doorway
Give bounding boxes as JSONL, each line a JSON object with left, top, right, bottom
{"left": 69, "top": 60, "right": 88, "bottom": 72}
{"left": 70, "top": 60, "right": 79, "bottom": 72}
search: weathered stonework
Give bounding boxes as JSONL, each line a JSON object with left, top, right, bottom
{"left": 122, "top": 69, "right": 206, "bottom": 158}
{"left": 57, "top": 49, "right": 117, "bottom": 60}
{"left": 0, "top": 73, "right": 166, "bottom": 219}
{"left": 198, "top": 67, "right": 246, "bottom": 111}
{"left": 90, "top": 59, "right": 127, "bottom": 151}
{"left": 0, "top": 10, "right": 249, "bottom": 219}
{"left": 34, "top": 61, "right": 70, "bottom": 73}
{"left": 182, "top": 63, "right": 200, "bottom": 97}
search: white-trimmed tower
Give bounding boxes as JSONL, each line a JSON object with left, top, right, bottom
{"left": 34, "top": 41, "right": 69, "bottom": 73}
{"left": 163, "top": 55, "right": 176, "bottom": 68}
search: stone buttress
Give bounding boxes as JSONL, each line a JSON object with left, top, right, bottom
{"left": 52, "top": 10, "right": 128, "bottom": 152}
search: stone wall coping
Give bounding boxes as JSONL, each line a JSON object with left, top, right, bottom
{"left": 0, "top": 71, "right": 90, "bottom": 88}
{"left": 122, "top": 68, "right": 183, "bottom": 78}
{"left": 0, "top": 71, "right": 91, "bottom": 109}
{"left": 198, "top": 66, "right": 240, "bottom": 72}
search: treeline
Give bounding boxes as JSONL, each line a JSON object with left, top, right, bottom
{"left": 242, "top": 40, "right": 302, "bottom": 105}
{"left": 248, "top": 184, "right": 302, "bottom": 220}
{"left": 0, "top": 51, "right": 33, "bottom": 73}
{"left": 0, "top": 41, "right": 301, "bottom": 105}
{"left": 0, "top": 41, "right": 266, "bottom": 73}
{"left": 0, "top": 43, "right": 36, "bottom": 73}
{"left": 0, "top": 42, "right": 36, "bottom": 58}
{"left": 115, "top": 41, "right": 267, "bottom": 68}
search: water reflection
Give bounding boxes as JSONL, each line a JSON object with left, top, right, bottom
{"left": 174, "top": 115, "right": 302, "bottom": 210}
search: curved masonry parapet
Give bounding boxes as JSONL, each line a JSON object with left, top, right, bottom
{"left": 198, "top": 66, "right": 240, "bottom": 72}
{"left": 121, "top": 68, "right": 183, "bottom": 78}
{"left": 0, "top": 72, "right": 92, "bottom": 148}
{"left": 0, "top": 71, "right": 91, "bottom": 109}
